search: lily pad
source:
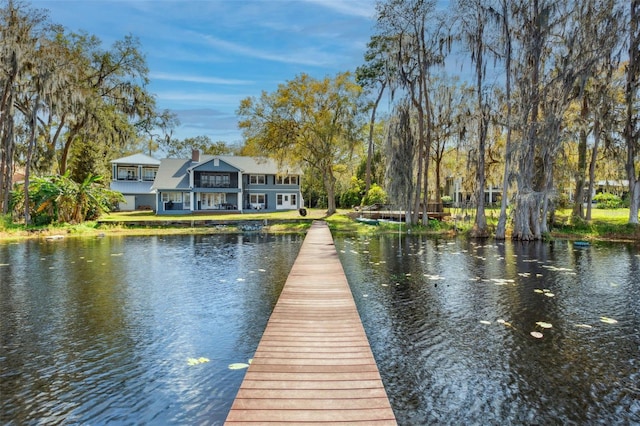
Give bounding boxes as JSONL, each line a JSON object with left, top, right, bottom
{"left": 187, "top": 357, "right": 210, "bottom": 366}
{"left": 536, "top": 321, "right": 553, "bottom": 329}
{"left": 544, "top": 292, "right": 555, "bottom": 297}
{"left": 497, "top": 319, "right": 512, "bottom": 327}
{"left": 479, "top": 320, "right": 492, "bottom": 325}
{"left": 530, "top": 331, "right": 544, "bottom": 339}
{"left": 575, "top": 324, "right": 593, "bottom": 329}
{"left": 228, "top": 363, "right": 250, "bottom": 370}
{"left": 534, "top": 289, "right": 544, "bottom": 294}
{"left": 600, "top": 316, "right": 618, "bottom": 324}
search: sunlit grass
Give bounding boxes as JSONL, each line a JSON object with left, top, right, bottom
{"left": 1, "top": 207, "right": 638, "bottom": 242}
{"left": 99, "top": 208, "right": 329, "bottom": 222}
{"left": 552, "top": 208, "right": 639, "bottom": 240}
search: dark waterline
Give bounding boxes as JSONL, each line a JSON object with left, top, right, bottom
{"left": 335, "top": 235, "right": 640, "bottom": 425}
{"left": 0, "top": 233, "right": 303, "bottom": 425}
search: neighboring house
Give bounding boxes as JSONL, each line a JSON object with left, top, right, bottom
{"left": 444, "top": 176, "right": 501, "bottom": 206}
{"left": 152, "top": 150, "right": 303, "bottom": 214}
{"left": 110, "top": 153, "right": 160, "bottom": 211}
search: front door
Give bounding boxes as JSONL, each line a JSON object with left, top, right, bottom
{"left": 277, "top": 193, "right": 297, "bottom": 209}
{"left": 200, "top": 193, "right": 226, "bottom": 209}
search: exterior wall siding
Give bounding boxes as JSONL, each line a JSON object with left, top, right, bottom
{"left": 152, "top": 158, "right": 301, "bottom": 215}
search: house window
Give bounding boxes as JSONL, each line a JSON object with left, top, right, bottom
{"left": 276, "top": 175, "right": 298, "bottom": 185}
{"left": 249, "top": 193, "right": 266, "bottom": 209}
{"left": 201, "top": 173, "right": 230, "bottom": 188}
{"left": 161, "top": 192, "right": 182, "bottom": 203}
{"left": 118, "top": 166, "right": 138, "bottom": 181}
{"left": 276, "top": 193, "right": 297, "bottom": 208}
{"left": 183, "top": 193, "right": 191, "bottom": 209}
{"left": 142, "top": 167, "right": 157, "bottom": 181}
{"left": 200, "top": 193, "right": 226, "bottom": 209}
{"left": 249, "top": 174, "right": 266, "bottom": 185}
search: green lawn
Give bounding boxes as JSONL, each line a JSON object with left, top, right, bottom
{"left": 551, "top": 208, "right": 640, "bottom": 241}
{"left": 2, "top": 207, "right": 638, "bottom": 242}
{"left": 99, "top": 208, "right": 331, "bottom": 222}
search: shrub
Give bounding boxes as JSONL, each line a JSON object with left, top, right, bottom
{"left": 339, "top": 189, "right": 361, "bottom": 209}
{"left": 555, "top": 193, "right": 570, "bottom": 209}
{"left": 593, "top": 192, "right": 624, "bottom": 209}
{"left": 361, "top": 184, "right": 388, "bottom": 206}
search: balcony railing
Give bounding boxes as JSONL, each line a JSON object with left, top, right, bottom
{"left": 197, "top": 182, "right": 232, "bottom": 188}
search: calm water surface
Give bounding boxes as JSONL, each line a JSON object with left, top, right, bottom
{"left": 335, "top": 235, "right": 640, "bottom": 425}
{"left": 0, "top": 233, "right": 303, "bottom": 425}
{"left": 1, "top": 233, "right": 639, "bottom": 425}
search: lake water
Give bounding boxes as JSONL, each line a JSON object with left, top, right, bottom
{"left": 335, "top": 235, "right": 640, "bottom": 425}
{"left": 1, "top": 233, "right": 639, "bottom": 425}
{"left": 0, "top": 233, "right": 303, "bottom": 425}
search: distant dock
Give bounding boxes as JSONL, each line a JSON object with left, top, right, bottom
{"left": 225, "top": 220, "right": 396, "bottom": 425}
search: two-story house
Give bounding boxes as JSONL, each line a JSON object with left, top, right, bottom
{"left": 151, "top": 150, "right": 303, "bottom": 214}
{"left": 110, "top": 153, "right": 160, "bottom": 211}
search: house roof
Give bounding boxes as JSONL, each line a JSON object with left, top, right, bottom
{"left": 192, "top": 155, "right": 301, "bottom": 175}
{"left": 111, "top": 153, "right": 160, "bottom": 166}
{"left": 153, "top": 155, "right": 302, "bottom": 191}
{"left": 152, "top": 158, "right": 193, "bottom": 190}
{"left": 110, "top": 181, "right": 156, "bottom": 194}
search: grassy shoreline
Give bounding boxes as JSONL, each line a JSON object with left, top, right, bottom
{"left": 1, "top": 208, "right": 639, "bottom": 243}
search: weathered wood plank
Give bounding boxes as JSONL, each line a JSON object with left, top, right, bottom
{"left": 224, "top": 221, "right": 396, "bottom": 424}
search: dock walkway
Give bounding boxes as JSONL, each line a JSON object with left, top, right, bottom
{"left": 225, "top": 221, "right": 396, "bottom": 425}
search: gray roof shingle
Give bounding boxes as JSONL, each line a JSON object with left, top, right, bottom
{"left": 153, "top": 155, "right": 302, "bottom": 191}
{"left": 152, "top": 158, "right": 192, "bottom": 190}
{"left": 110, "top": 153, "right": 160, "bottom": 166}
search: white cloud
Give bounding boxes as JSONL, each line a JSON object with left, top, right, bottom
{"left": 301, "top": 0, "right": 377, "bottom": 19}
{"left": 198, "top": 34, "right": 333, "bottom": 67}
{"left": 155, "top": 91, "right": 245, "bottom": 107}
{"left": 150, "top": 72, "right": 254, "bottom": 86}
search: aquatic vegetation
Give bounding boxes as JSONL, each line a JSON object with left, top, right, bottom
{"left": 228, "top": 363, "right": 250, "bottom": 370}
{"left": 187, "top": 357, "right": 210, "bottom": 366}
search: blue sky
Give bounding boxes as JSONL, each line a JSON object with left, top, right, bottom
{"left": 31, "top": 0, "right": 379, "bottom": 145}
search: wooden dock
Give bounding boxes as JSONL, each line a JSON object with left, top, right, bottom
{"left": 225, "top": 221, "right": 396, "bottom": 425}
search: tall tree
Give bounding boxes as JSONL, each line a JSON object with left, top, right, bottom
{"left": 161, "top": 135, "right": 234, "bottom": 158}
{"left": 237, "top": 72, "right": 363, "bottom": 215}
{"left": 430, "top": 74, "right": 470, "bottom": 206}
{"left": 456, "top": 0, "right": 491, "bottom": 237}
{"left": 492, "top": 0, "right": 515, "bottom": 240}
{"left": 624, "top": 0, "right": 640, "bottom": 224}
{"left": 511, "top": 0, "right": 621, "bottom": 240}
{"left": 0, "top": 0, "right": 48, "bottom": 214}
{"left": 356, "top": 35, "right": 391, "bottom": 193}
{"left": 376, "top": 0, "right": 449, "bottom": 225}
{"left": 386, "top": 101, "right": 415, "bottom": 221}
{"left": 46, "top": 32, "right": 154, "bottom": 175}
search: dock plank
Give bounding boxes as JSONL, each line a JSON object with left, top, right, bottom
{"left": 225, "top": 221, "right": 396, "bottom": 425}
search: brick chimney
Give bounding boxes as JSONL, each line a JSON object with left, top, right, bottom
{"left": 192, "top": 149, "right": 200, "bottom": 162}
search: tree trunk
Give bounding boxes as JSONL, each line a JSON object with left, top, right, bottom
{"left": 0, "top": 118, "right": 15, "bottom": 215}
{"left": 496, "top": 0, "right": 513, "bottom": 240}
{"left": 411, "top": 106, "right": 425, "bottom": 225}
{"left": 572, "top": 96, "right": 589, "bottom": 218}
{"left": 585, "top": 118, "right": 600, "bottom": 221}
{"left": 0, "top": 52, "right": 18, "bottom": 215}
{"left": 24, "top": 94, "right": 41, "bottom": 225}
{"left": 512, "top": 190, "right": 541, "bottom": 241}
{"left": 625, "top": 0, "right": 639, "bottom": 225}
{"left": 365, "top": 84, "right": 385, "bottom": 192}
{"left": 324, "top": 164, "right": 337, "bottom": 215}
